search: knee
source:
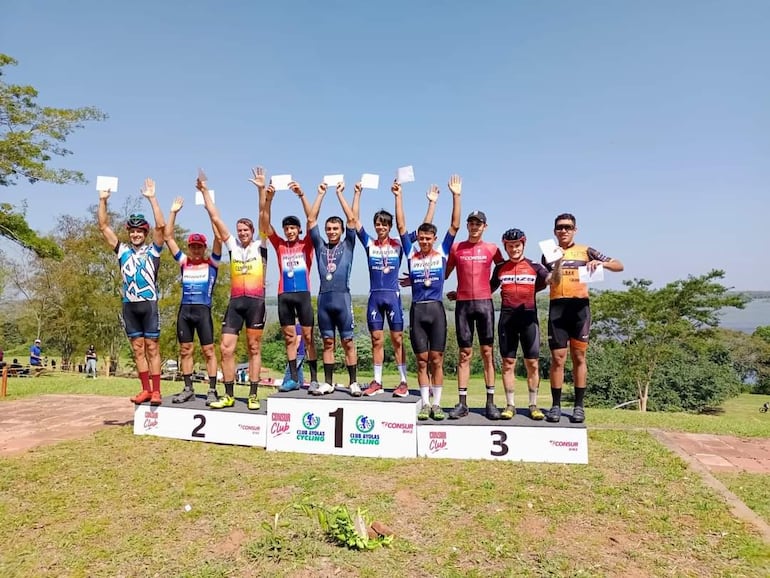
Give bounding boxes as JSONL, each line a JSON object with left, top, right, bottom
{"left": 220, "top": 342, "right": 235, "bottom": 358}
{"left": 458, "top": 349, "right": 472, "bottom": 364}
{"left": 416, "top": 357, "right": 428, "bottom": 371}
{"left": 502, "top": 358, "right": 515, "bottom": 371}
{"left": 201, "top": 344, "right": 216, "bottom": 360}
{"left": 180, "top": 343, "right": 194, "bottom": 357}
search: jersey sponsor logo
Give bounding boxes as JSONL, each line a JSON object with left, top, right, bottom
{"left": 500, "top": 274, "right": 537, "bottom": 284}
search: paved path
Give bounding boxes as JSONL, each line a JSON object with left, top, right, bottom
{"left": 660, "top": 431, "right": 770, "bottom": 473}
{"left": 0, "top": 394, "right": 134, "bottom": 455}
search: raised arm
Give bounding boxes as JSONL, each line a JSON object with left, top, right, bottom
{"left": 97, "top": 190, "right": 119, "bottom": 248}
{"left": 301, "top": 181, "right": 328, "bottom": 230}
{"left": 447, "top": 174, "right": 462, "bottom": 236}
{"left": 141, "top": 178, "right": 165, "bottom": 247}
{"left": 392, "top": 180, "right": 407, "bottom": 236}
{"left": 164, "top": 196, "right": 183, "bottom": 256}
{"left": 423, "top": 185, "right": 439, "bottom": 224}
{"left": 197, "top": 176, "right": 231, "bottom": 242}
{"left": 211, "top": 220, "right": 223, "bottom": 257}
{"left": 335, "top": 181, "right": 357, "bottom": 228}
{"left": 350, "top": 182, "right": 363, "bottom": 231}
{"left": 263, "top": 182, "right": 276, "bottom": 237}
{"left": 248, "top": 166, "right": 268, "bottom": 235}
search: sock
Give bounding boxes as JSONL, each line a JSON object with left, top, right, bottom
{"left": 324, "top": 363, "right": 334, "bottom": 385}
{"left": 183, "top": 374, "right": 193, "bottom": 390}
{"left": 225, "top": 381, "right": 234, "bottom": 397}
{"left": 208, "top": 375, "right": 218, "bottom": 390}
{"left": 151, "top": 374, "right": 161, "bottom": 393}
{"left": 433, "top": 385, "right": 442, "bottom": 406}
{"left": 139, "top": 371, "right": 150, "bottom": 391}
{"left": 574, "top": 386, "right": 586, "bottom": 407}
{"left": 398, "top": 364, "right": 408, "bottom": 382}
{"left": 249, "top": 381, "right": 259, "bottom": 396}
{"left": 528, "top": 389, "right": 538, "bottom": 406}
{"left": 347, "top": 364, "right": 357, "bottom": 384}
{"left": 505, "top": 389, "right": 514, "bottom": 406}
{"left": 459, "top": 388, "right": 468, "bottom": 406}
{"left": 288, "top": 358, "right": 298, "bottom": 382}
{"left": 551, "top": 387, "right": 562, "bottom": 407}
{"left": 485, "top": 386, "right": 495, "bottom": 405}
{"left": 420, "top": 385, "right": 430, "bottom": 405}
{"left": 373, "top": 364, "right": 383, "bottom": 383}
{"left": 308, "top": 359, "right": 318, "bottom": 382}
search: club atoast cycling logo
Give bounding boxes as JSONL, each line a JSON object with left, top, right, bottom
{"left": 350, "top": 414, "right": 379, "bottom": 445}
{"left": 297, "top": 412, "right": 325, "bottom": 442}
{"left": 302, "top": 412, "right": 321, "bottom": 430}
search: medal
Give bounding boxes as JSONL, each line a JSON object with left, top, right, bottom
{"left": 424, "top": 279, "right": 432, "bottom": 287}
{"left": 328, "top": 262, "right": 337, "bottom": 273}
{"left": 325, "top": 273, "right": 333, "bottom": 281}
{"left": 383, "top": 266, "right": 391, "bottom": 275}
{"left": 287, "top": 270, "right": 294, "bottom": 278}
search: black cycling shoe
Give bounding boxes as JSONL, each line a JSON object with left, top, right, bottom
{"left": 545, "top": 405, "right": 562, "bottom": 423}
{"left": 448, "top": 403, "right": 469, "bottom": 420}
{"left": 485, "top": 402, "right": 502, "bottom": 420}
{"left": 172, "top": 388, "right": 195, "bottom": 403}
{"left": 571, "top": 406, "right": 585, "bottom": 423}
{"left": 205, "top": 389, "right": 219, "bottom": 406}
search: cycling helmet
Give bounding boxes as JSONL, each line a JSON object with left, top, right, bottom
{"left": 126, "top": 213, "right": 150, "bottom": 231}
{"left": 502, "top": 228, "right": 526, "bottom": 243}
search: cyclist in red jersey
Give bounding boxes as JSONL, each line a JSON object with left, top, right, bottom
{"left": 490, "top": 228, "right": 555, "bottom": 420}
{"left": 445, "top": 201, "right": 505, "bottom": 420}
{"left": 542, "top": 213, "right": 623, "bottom": 424}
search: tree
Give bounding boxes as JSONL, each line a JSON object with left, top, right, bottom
{"left": 0, "top": 54, "right": 106, "bottom": 257}
{"left": 589, "top": 270, "right": 746, "bottom": 411}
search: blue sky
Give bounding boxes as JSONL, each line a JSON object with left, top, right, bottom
{"left": 2, "top": 0, "right": 769, "bottom": 294}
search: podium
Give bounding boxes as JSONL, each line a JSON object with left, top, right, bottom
{"left": 133, "top": 389, "right": 587, "bottom": 464}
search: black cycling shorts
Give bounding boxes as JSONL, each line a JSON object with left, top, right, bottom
{"left": 277, "top": 291, "right": 314, "bottom": 328}
{"left": 122, "top": 301, "right": 160, "bottom": 339}
{"left": 409, "top": 301, "right": 447, "bottom": 354}
{"left": 454, "top": 299, "right": 495, "bottom": 348}
{"left": 222, "top": 296, "right": 266, "bottom": 334}
{"left": 498, "top": 308, "right": 540, "bottom": 359}
{"left": 177, "top": 304, "right": 215, "bottom": 346}
{"left": 548, "top": 298, "right": 591, "bottom": 350}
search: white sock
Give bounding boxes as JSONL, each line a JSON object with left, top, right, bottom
{"left": 505, "top": 389, "right": 514, "bottom": 406}
{"left": 398, "top": 364, "right": 407, "bottom": 381}
{"left": 374, "top": 364, "right": 383, "bottom": 383}
{"left": 432, "top": 385, "right": 442, "bottom": 406}
{"left": 420, "top": 385, "right": 430, "bottom": 405}
{"left": 528, "top": 389, "right": 538, "bottom": 406}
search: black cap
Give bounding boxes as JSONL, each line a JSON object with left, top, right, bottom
{"left": 282, "top": 215, "right": 302, "bottom": 229}
{"left": 467, "top": 210, "right": 487, "bottom": 224}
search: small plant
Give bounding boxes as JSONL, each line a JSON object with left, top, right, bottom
{"left": 298, "top": 502, "right": 394, "bottom": 550}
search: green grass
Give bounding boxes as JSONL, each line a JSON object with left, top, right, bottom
{"left": 1, "top": 428, "right": 769, "bottom": 577}
{"left": 714, "top": 472, "right": 770, "bottom": 527}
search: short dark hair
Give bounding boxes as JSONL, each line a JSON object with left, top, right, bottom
{"left": 325, "top": 216, "right": 344, "bottom": 228}
{"left": 373, "top": 210, "right": 393, "bottom": 228}
{"left": 417, "top": 222, "right": 437, "bottom": 236}
{"left": 554, "top": 213, "right": 576, "bottom": 227}
{"left": 237, "top": 218, "right": 255, "bottom": 232}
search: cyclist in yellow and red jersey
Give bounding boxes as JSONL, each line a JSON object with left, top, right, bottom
{"left": 445, "top": 204, "right": 505, "bottom": 420}
{"left": 541, "top": 213, "right": 624, "bottom": 424}
{"left": 198, "top": 168, "right": 269, "bottom": 411}
{"left": 490, "top": 228, "right": 555, "bottom": 421}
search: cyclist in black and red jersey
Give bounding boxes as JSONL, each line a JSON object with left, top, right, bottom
{"left": 445, "top": 208, "right": 505, "bottom": 420}
{"left": 490, "top": 228, "right": 555, "bottom": 420}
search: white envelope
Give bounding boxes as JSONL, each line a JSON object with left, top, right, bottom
{"left": 361, "top": 173, "right": 380, "bottom": 190}
{"left": 323, "top": 174, "right": 345, "bottom": 186}
{"left": 539, "top": 239, "right": 564, "bottom": 263}
{"left": 96, "top": 176, "right": 118, "bottom": 192}
{"left": 578, "top": 264, "right": 604, "bottom": 283}
{"left": 195, "top": 189, "right": 215, "bottom": 205}
{"left": 397, "top": 165, "right": 415, "bottom": 183}
{"left": 271, "top": 174, "right": 293, "bottom": 191}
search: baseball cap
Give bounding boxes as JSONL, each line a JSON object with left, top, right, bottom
{"left": 187, "top": 233, "right": 208, "bottom": 246}
{"left": 34, "top": 339, "right": 41, "bottom": 344}
{"left": 282, "top": 215, "right": 302, "bottom": 229}
{"left": 467, "top": 210, "right": 487, "bottom": 224}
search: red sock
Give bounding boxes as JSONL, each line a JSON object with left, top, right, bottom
{"left": 151, "top": 374, "right": 161, "bottom": 393}
{"left": 139, "top": 371, "right": 151, "bottom": 391}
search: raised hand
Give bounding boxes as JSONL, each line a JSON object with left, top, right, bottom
{"left": 336, "top": 181, "right": 345, "bottom": 195}
{"left": 354, "top": 182, "right": 362, "bottom": 195}
{"left": 266, "top": 183, "right": 276, "bottom": 201}
{"left": 196, "top": 177, "right": 208, "bottom": 193}
{"left": 391, "top": 179, "right": 402, "bottom": 197}
{"left": 171, "top": 196, "right": 184, "bottom": 213}
{"left": 448, "top": 174, "right": 462, "bottom": 196}
{"left": 141, "top": 178, "right": 156, "bottom": 198}
{"left": 98, "top": 189, "right": 111, "bottom": 200}
{"left": 318, "top": 182, "right": 328, "bottom": 196}
{"left": 249, "top": 166, "right": 266, "bottom": 189}
{"left": 289, "top": 181, "right": 304, "bottom": 197}
{"left": 426, "top": 184, "right": 439, "bottom": 202}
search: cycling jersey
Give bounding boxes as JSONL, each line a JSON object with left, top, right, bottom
{"left": 116, "top": 242, "right": 162, "bottom": 303}
{"left": 356, "top": 227, "right": 403, "bottom": 292}
{"left": 269, "top": 231, "right": 314, "bottom": 294}
{"left": 310, "top": 225, "right": 356, "bottom": 294}
{"left": 225, "top": 236, "right": 268, "bottom": 299}
{"left": 401, "top": 231, "right": 455, "bottom": 302}
{"left": 544, "top": 243, "right": 612, "bottom": 300}
{"left": 448, "top": 240, "right": 503, "bottom": 301}
{"left": 490, "top": 258, "right": 549, "bottom": 310}
{"left": 174, "top": 251, "right": 220, "bottom": 306}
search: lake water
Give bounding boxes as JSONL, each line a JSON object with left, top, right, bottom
{"left": 718, "top": 299, "right": 770, "bottom": 333}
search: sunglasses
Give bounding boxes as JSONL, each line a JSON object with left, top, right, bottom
{"left": 129, "top": 213, "right": 146, "bottom": 220}
{"left": 555, "top": 224, "right": 575, "bottom": 231}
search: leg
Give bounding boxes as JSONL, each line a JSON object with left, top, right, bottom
{"left": 179, "top": 342, "right": 195, "bottom": 375}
